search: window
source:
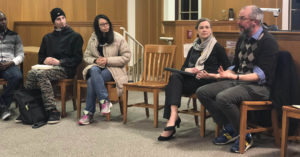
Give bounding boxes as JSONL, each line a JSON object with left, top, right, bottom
{"left": 176, "top": 0, "right": 199, "bottom": 20}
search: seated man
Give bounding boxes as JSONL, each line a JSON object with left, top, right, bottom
{"left": 24, "top": 8, "right": 83, "bottom": 124}
{"left": 0, "top": 11, "right": 24, "bottom": 120}
{"left": 196, "top": 5, "right": 278, "bottom": 153}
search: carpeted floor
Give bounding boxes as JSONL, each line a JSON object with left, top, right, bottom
{"left": 0, "top": 91, "right": 299, "bottom": 157}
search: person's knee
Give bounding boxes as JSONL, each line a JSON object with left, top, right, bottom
{"left": 215, "top": 92, "right": 230, "bottom": 106}
{"left": 89, "top": 66, "right": 101, "bottom": 74}
{"left": 7, "top": 71, "right": 23, "bottom": 83}
{"left": 196, "top": 85, "right": 209, "bottom": 99}
{"left": 169, "top": 73, "right": 182, "bottom": 81}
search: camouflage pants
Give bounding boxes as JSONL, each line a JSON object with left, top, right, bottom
{"left": 25, "top": 66, "right": 67, "bottom": 110}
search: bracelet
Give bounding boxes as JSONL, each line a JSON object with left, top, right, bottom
{"left": 236, "top": 74, "right": 239, "bottom": 80}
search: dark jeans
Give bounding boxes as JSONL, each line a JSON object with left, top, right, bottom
{"left": 163, "top": 72, "right": 215, "bottom": 119}
{"left": 85, "top": 66, "right": 113, "bottom": 114}
{"left": 196, "top": 80, "right": 270, "bottom": 132}
{"left": 0, "top": 65, "right": 23, "bottom": 108}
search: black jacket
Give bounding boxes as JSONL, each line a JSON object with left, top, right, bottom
{"left": 38, "top": 27, "right": 83, "bottom": 78}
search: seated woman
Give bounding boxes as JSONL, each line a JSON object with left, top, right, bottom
{"left": 158, "top": 18, "right": 230, "bottom": 141}
{"left": 78, "top": 14, "right": 131, "bottom": 125}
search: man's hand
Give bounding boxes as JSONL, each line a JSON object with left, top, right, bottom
{"left": 95, "top": 57, "right": 107, "bottom": 67}
{"left": 0, "top": 61, "right": 14, "bottom": 71}
{"left": 44, "top": 57, "right": 60, "bottom": 65}
{"left": 218, "top": 66, "right": 236, "bottom": 79}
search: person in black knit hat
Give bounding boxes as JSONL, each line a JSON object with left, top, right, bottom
{"left": 50, "top": 8, "right": 66, "bottom": 23}
{"left": 20, "top": 8, "right": 83, "bottom": 124}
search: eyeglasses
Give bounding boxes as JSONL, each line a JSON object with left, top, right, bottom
{"left": 238, "top": 16, "right": 254, "bottom": 21}
{"left": 99, "top": 23, "right": 109, "bottom": 27}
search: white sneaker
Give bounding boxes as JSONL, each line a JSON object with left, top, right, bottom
{"left": 100, "top": 100, "right": 112, "bottom": 114}
{"left": 1, "top": 108, "right": 11, "bottom": 120}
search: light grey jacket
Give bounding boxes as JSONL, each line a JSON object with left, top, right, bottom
{"left": 82, "top": 32, "right": 131, "bottom": 96}
{"left": 0, "top": 29, "right": 24, "bottom": 65}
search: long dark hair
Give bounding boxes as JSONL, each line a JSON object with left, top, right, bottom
{"left": 93, "top": 14, "right": 114, "bottom": 45}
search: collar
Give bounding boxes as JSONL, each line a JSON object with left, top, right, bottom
{"left": 252, "top": 26, "right": 263, "bottom": 40}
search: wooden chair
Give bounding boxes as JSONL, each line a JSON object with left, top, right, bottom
{"left": 53, "top": 79, "right": 76, "bottom": 118}
{"left": 238, "top": 101, "right": 280, "bottom": 154}
{"left": 179, "top": 93, "right": 220, "bottom": 137}
{"left": 281, "top": 105, "right": 300, "bottom": 157}
{"left": 123, "top": 44, "right": 176, "bottom": 128}
{"left": 76, "top": 80, "right": 123, "bottom": 121}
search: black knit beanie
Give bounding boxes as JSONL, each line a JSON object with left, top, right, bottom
{"left": 50, "top": 8, "right": 66, "bottom": 23}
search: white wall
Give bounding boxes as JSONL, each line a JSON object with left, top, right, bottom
{"left": 128, "top": 0, "right": 135, "bottom": 37}
{"left": 282, "top": 0, "right": 289, "bottom": 30}
{"left": 164, "top": 0, "right": 175, "bottom": 21}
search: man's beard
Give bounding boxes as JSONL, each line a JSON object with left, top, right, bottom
{"left": 239, "top": 24, "right": 254, "bottom": 37}
{"left": 55, "top": 23, "right": 69, "bottom": 31}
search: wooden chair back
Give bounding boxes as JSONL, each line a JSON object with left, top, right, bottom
{"left": 122, "top": 44, "right": 176, "bottom": 128}
{"left": 141, "top": 45, "right": 176, "bottom": 84}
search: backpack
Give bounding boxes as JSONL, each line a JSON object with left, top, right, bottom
{"left": 14, "top": 89, "right": 48, "bottom": 128}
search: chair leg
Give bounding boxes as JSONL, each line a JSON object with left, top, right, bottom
{"left": 72, "top": 98, "right": 76, "bottom": 111}
{"left": 239, "top": 104, "right": 248, "bottom": 154}
{"left": 119, "top": 97, "right": 123, "bottom": 115}
{"left": 123, "top": 86, "right": 128, "bottom": 124}
{"left": 215, "top": 124, "right": 220, "bottom": 138}
{"left": 106, "top": 113, "right": 111, "bottom": 121}
{"left": 153, "top": 89, "right": 159, "bottom": 128}
{"left": 200, "top": 104, "right": 206, "bottom": 137}
{"left": 144, "top": 92, "right": 149, "bottom": 118}
{"left": 281, "top": 110, "right": 289, "bottom": 157}
{"left": 192, "top": 98, "right": 199, "bottom": 126}
{"left": 271, "top": 108, "right": 280, "bottom": 147}
{"left": 77, "top": 84, "right": 81, "bottom": 119}
{"left": 61, "top": 83, "right": 66, "bottom": 118}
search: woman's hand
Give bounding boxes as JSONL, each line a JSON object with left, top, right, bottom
{"left": 185, "top": 67, "right": 200, "bottom": 74}
{"left": 95, "top": 57, "right": 107, "bottom": 67}
{"left": 195, "top": 70, "right": 220, "bottom": 79}
{"left": 196, "top": 70, "right": 209, "bottom": 79}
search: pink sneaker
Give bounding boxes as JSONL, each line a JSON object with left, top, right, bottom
{"left": 100, "top": 100, "right": 112, "bottom": 114}
{"left": 78, "top": 111, "right": 93, "bottom": 125}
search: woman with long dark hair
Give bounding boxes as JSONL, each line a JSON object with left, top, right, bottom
{"left": 78, "top": 14, "right": 131, "bottom": 125}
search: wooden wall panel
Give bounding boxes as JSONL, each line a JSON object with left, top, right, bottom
{"left": 202, "top": 0, "right": 252, "bottom": 21}
{"left": 202, "top": 0, "right": 282, "bottom": 29}
{"left": 0, "top": 0, "right": 127, "bottom": 30}
{"left": 136, "top": 0, "right": 163, "bottom": 46}
{"left": 96, "top": 0, "right": 128, "bottom": 31}
{"left": 0, "top": 0, "right": 22, "bottom": 30}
